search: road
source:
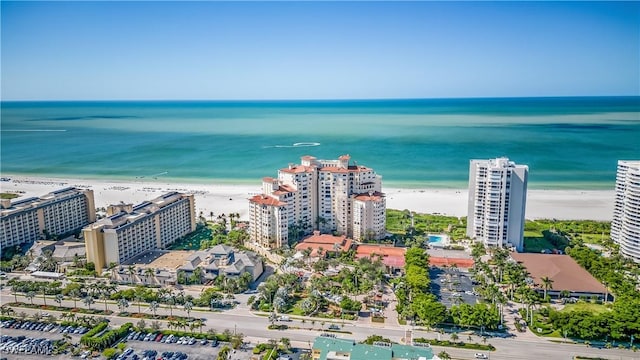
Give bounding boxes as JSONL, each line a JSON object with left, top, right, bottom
{"left": 2, "top": 291, "right": 639, "bottom": 360}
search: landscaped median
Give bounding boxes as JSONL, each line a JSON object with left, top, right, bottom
{"left": 413, "top": 337, "right": 495, "bottom": 352}
{"left": 6, "top": 301, "right": 201, "bottom": 323}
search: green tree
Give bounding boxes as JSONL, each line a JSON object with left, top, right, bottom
{"left": 26, "top": 291, "right": 36, "bottom": 305}
{"left": 83, "top": 295, "right": 95, "bottom": 309}
{"left": 149, "top": 301, "right": 159, "bottom": 317}
{"left": 55, "top": 294, "right": 64, "bottom": 308}
{"left": 117, "top": 298, "right": 130, "bottom": 313}
{"left": 540, "top": 276, "right": 554, "bottom": 299}
{"left": 183, "top": 301, "right": 193, "bottom": 318}
{"left": 412, "top": 294, "right": 447, "bottom": 329}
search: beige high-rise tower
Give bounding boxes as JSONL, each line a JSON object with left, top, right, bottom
{"left": 248, "top": 155, "right": 386, "bottom": 248}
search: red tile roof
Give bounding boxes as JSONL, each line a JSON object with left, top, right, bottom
{"left": 355, "top": 245, "right": 406, "bottom": 268}
{"left": 356, "top": 245, "right": 406, "bottom": 257}
{"left": 353, "top": 191, "right": 384, "bottom": 201}
{"left": 429, "top": 257, "right": 475, "bottom": 268}
{"left": 280, "top": 165, "right": 314, "bottom": 174}
{"left": 295, "top": 232, "right": 352, "bottom": 257}
{"left": 319, "top": 166, "right": 350, "bottom": 173}
{"left": 249, "top": 194, "right": 287, "bottom": 207}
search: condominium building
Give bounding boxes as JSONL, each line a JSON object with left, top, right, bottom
{"left": 84, "top": 192, "right": 196, "bottom": 271}
{"left": 467, "top": 157, "right": 528, "bottom": 251}
{"left": 611, "top": 160, "right": 640, "bottom": 263}
{"left": 353, "top": 191, "right": 387, "bottom": 241}
{"left": 249, "top": 155, "right": 386, "bottom": 248}
{"left": 1, "top": 187, "right": 96, "bottom": 249}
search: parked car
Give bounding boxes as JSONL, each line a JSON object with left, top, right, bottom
{"left": 475, "top": 353, "right": 488, "bottom": 359}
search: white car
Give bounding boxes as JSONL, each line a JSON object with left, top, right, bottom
{"left": 475, "top": 353, "right": 488, "bottom": 359}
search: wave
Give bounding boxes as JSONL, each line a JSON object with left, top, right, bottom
{"left": 264, "top": 142, "right": 321, "bottom": 148}
{"left": 1, "top": 129, "right": 67, "bottom": 132}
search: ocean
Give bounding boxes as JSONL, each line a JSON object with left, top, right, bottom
{"left": 1, "top": 97, "right": 639, "bottom": 190}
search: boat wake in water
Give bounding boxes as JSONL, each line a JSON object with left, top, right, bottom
{"left": 263, "top": 142, "right": 321, "bottom": 148}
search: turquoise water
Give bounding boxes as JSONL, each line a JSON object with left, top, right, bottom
{"left": 428, "top": 235, "right": 446, "bottom": 244}
{"left": 1, "top": 97, "right": 639, "bottom": 189}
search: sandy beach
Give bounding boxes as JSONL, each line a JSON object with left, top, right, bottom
{"left": 0, "top": 175, "right": 614, "bottom": 221}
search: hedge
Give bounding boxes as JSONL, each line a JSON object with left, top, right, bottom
{"left": 81, "top": 322, "right": 132, "bottom": 350}
{"left": 413, "top": 338, "right": 495, "bottom": 351}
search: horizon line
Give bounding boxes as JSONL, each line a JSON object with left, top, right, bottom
{"left": 2, "top": 95, "right": 639, "bottom": 103}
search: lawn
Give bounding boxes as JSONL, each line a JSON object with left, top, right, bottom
{"left": 575, "top": 234, "right": 607, "bottom": 245}
{"left": 168, "top": 224, "right": 212, "bottom": 250}
{"left": 561, "top": 302, "right": 612, "bottom": 315}
{"left": 0, "top": 193, "right": 19, "bottom": 200}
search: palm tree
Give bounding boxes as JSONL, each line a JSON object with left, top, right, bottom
{"left": 450, "top": 332, "right": 459, "bottom": 342}
{"left": 127, "top": 265, "right": 136, "bottom": 284}
{"left": 39, "top": 250, "right": 58, "bottom": 272}
{"left": 540, "top": 276, "right": 554, "bottom": 300}
{"left": 89, "top": 282, "right": 102, "bottom": 298}
{"left": 107, "top": 262, "right": 118, "bottom": 280}
{"left": 9, "top": 280, "right": 19, "bottom": 303}
{"left": 134, "top": 287, "right": 146, "bottom": 314}
{"left": 83, "top": 295, "right": 95, "bottom": 310}
{"left": 117, "top": 298, "right": 130, "bottom": 313}
{"left": 26, "top": 291, "right": 35, "bottom": 305}
{"left": 54, "top": 294, "right": 64, "bottom": 308}
{"left": 41, "top": 286, "right": 49, "bottom": 307}
{"left": 149, "top": 301, "right": 159, "bottom": 317}
{"left": 166, "top": 296, "right": 176, "bottom": 317}
{"left": 0, "top": 306, "right": 14, "bottom": 316}
{"left": 144, "top": 268, "right": 155, "bottom": 284}
{"left": 69, "top": 288, "right": 82, "bottom": 309}
{"left": 238, "top": 271, "right": 253, "bottom": 291}
{"left": 438, "top": 351, "right": 451, "bottom": 360}
{"left": 280, "top": 337, "right": 291, "bottom": 351}
{"left": 183, "top": 301, "right": 193, "bottom": 318}
{"left": 100, "top": 285, "right": 115, "bottom": 312}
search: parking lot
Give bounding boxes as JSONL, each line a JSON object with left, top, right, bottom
{"left": 430, "top": 267, "right": 479, "bottom": 307}
{"left": 124, "top": 331, "right": 254, "bottom": 360}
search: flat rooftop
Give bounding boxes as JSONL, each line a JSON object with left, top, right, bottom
{"left": 510, "top": 253, "right": 607, "bottom": 294}
{"left": 1, "top": 187, "right": 87, "bottom": 215}
{"left": 123, "top": 250, "right": 193, "bottom": 270}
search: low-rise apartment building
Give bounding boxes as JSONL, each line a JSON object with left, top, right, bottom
{"left": 84, "top": 192, "right": 196, "bottom": 271}
{"left": 1, "top": 187, "right": 96, "bottom": 249}
{"left": 178, "top": 244, "right": 263, "bottom": 283}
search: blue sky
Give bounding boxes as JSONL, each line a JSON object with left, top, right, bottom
{"left": 1, "top": 1, "right": 638, "bottom": 100}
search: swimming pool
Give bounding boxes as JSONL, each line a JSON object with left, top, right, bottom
{"left": 428, "top": 234, "right": 449, "bottom": 247}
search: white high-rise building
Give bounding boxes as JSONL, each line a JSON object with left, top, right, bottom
{"left": 467, "top": 157, "right": 528, "bottom": 251}
{"left": 248, "top": 155, "right": 386, "bottom": 248}
{"left": 611, "top": 160, "right": 640, "bottom": 263}
{"left": 1, "top": 187, "right": 96, "bottom": 249}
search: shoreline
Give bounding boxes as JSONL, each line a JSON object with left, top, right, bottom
{"left": 0, "top": 174, "right": 614, "bottom": 221}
